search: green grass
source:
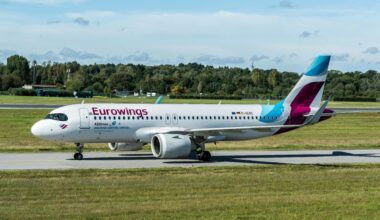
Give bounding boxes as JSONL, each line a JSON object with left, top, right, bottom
{"left": 1, "top": 165, "right": 380, "bottom": 219}
{"left": 1, "top": 95, "right": 380, "bottom": 108}
{"left": 0, "top": 109, "right": 379, "bottom": 152}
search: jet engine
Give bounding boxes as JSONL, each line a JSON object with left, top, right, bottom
{"left": 151, "top": 134, "right": 192, "bottom": 159}
{"left": 108, "top": 142, "right": 143, "bottom": 151}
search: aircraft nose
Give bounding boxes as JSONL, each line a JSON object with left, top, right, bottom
{"left": 31, "top": 121, "right": 43, "bottom": 137}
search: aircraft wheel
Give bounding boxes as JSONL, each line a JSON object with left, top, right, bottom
{"left": 74, "top": 153, "right": 83, "bottom": 160}
{"left": 199, "top": 151, "right": 212, "bottom": 162}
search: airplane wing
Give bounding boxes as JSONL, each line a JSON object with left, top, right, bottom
{"left": 135, "top": 123, "right": 305, "bottom": 142}
{"left": 163, "top": 124, "right": 304, "bottom": 137}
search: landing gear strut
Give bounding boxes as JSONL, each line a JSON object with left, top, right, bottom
{"left": 74, "top": 143, "right": 84, "bottom": 160}
{"left": 194, "top": 141, "right": 212, "bottom": 162}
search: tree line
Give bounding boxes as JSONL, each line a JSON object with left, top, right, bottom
{"left": 0, "top": 55, "right": 379, "bottom": 100}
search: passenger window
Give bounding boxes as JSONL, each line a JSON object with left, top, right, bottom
{"left": 118, "top": 116, "right": 121, "bottom": 120}
{"left": 94, "top": 116, "right": 97, "bottom": 120}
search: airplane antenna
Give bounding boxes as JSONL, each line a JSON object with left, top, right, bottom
{"left": 81, "top": 100, "right": 85, "bottom": 104}
{"left": 218, "top": 100, "right": 222, "bottom": 105}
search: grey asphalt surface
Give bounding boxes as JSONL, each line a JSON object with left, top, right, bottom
{"left": 1, "top": 150, "right": 380, "bottom": 170}
{"left": 0, "top": 104, "right": 380, "bottom": 113}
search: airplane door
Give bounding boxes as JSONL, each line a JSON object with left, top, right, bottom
{"left": 172, "top": 113, "right": 178, "bottom": 125}
{"left": 79, "top": 108, "right": 90, "bottom": 129}
{"left": 165, "top": 113, "right": 171, "bottom": 125}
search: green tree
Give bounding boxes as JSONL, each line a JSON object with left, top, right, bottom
{"left": 267, "top": 69, "right": 280, "bottom": 88}
{"left": 6, "top": 55, "right": 30, "bottom": 84}
{"left": 106, "top": 72, "right": 134, "bottom": 91}
{"left": 1, "top": 74, "right": 23, "bottom": 90}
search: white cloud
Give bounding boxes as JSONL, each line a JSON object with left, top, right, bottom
{"left": 332, "top": 53, "right": 350, "bottom": 62}
{"left": 0, "top": 9, "right": 379, "bottom": 72}
{"left": 363, "top": 46, "right": 380, "bottom": 54}
{"left": 195, "top": 55, "right": 245, "bottom": 66}
{"left": 279, "top": 0, "right": 295, "bottom": 9}
{"left": 73, "top": 17, "right": 89, "bottom": 26}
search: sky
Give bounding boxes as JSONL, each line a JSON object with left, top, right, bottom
{"left": 0, "top": 0, "right": 380, "bottom": 72}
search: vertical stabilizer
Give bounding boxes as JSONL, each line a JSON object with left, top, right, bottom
{"left": 283, "top": 55, "right": 331, "bottom": 109}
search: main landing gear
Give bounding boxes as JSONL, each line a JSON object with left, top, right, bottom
{"left": 194, "top": 141, "right": 212, "bottom": 162}
{"left": 74, "top": 143, "right": 84, "bottom": 160}
{"left": 197, "top": 150, "right": 212, "bottom": 162}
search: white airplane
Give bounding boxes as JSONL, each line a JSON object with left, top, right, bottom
{"left": 31, "top": 55, "right": 335, "bottom": 161}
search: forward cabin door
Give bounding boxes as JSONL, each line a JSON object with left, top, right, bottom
{"left": 79, "top": 108, "right": 90, "bottom": 129}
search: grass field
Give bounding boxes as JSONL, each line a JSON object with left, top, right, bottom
{"left": 1, "top": 165, "right": 380, "bottom": 219}
{"left": 0, "top": 109, "right": 379, "bottom": 152}
{"left": 1, "top": 95, "right": 380, "bottom": 108}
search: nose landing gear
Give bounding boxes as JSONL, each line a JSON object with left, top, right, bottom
{"left": 74, "top": 143, "right": 84, "bottom": 160}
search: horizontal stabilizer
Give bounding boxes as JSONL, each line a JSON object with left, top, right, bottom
{"left": 304, "top": 100, "right": 329, "bottom": 125}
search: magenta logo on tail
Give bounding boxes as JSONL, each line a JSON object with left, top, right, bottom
{"left": 276, "top": 55, "right": 331, "bottom": 133}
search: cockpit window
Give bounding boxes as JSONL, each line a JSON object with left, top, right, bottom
{"left": 45, "top": 113, "right": 68, "bottom": 121}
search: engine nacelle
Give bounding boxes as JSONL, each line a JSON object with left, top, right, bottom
{"left": 151, "top": 134, "right": 192, "bottom": 159}
{"left": 108, "top": 142, "right": 143, "bottom": 151}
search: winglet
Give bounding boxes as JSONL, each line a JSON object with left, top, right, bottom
{"left": 155, "top": 95, "right": 164, "bottom": 104}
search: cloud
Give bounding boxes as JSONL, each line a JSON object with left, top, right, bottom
{"left": 332, "top": 53, "right": 350, "bottom": 62}
{"left": 272, "top": 57, "right": 284, "bottom": 64}
{"left": 362, "top": 46, "right": 380, "bottom": 54}
{"left": 59, "top": 47, "right": 101, "bottom": 60}
{"left": 278, "top": 0, "right": 295, "bottom": 8}
{"left": 73, "top": 17, "right": 89, "bottom": 26}
{"left": 299, "top": 30, "right": 319, "bottom": 38}
{"left": 104, "top": 52, "right": 168, "bottom": 64}
{"left": 289, "top": 53, "right": 297, "bottom": 58}
{"left": 46, "top": 20, "right": 61, "bottom": 24}
{"left": 195, "top": 55, "right": 245, "bottom": 65}
{"left": 125, "top": 52, "right": 151, "bottom": 62}
{"left": 250, "top": 55, "right": 270, "bottom": 62}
